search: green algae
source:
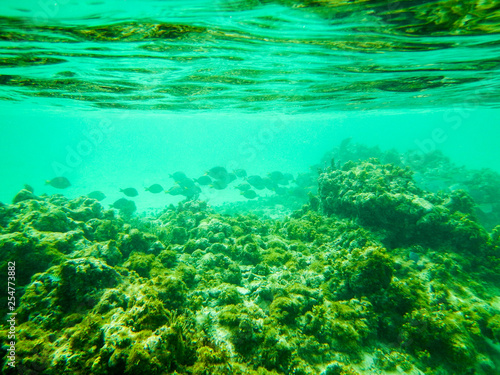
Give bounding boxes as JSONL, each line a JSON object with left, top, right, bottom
{"left": 226, "top": 0, "right": 500, "bottom": 36}
{"left": 318, "top": 159, "right": 492, "bottom": 256}
{"left": 1, "top": 163, "right": 500, "bottom": 374}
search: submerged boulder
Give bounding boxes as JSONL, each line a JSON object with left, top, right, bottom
{"left": 323, "top": 245, "right": 394, "bottom": 300}
{"left": 318, "top": 159, "right": 490, "bottom": 253}
{"left": 12, "top": 188, "right": 40, "bottom": 204}
{"left": 57, "top": 257, "right": 121, "bottom": 312}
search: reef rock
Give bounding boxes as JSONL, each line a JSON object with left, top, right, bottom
{"left": 318, "top": 159, "right": 490, "bottom": 253}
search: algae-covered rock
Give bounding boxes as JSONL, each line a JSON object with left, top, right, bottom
{"left": 157, "top": 248, "right": 178, "bottom": 268}
{"left": 216, "top": 283, "right": 244, "bottom": 306}
{"left": 488, "top": 315, "right": 500, "bottom": 342}
{"left": 118, "top": 228, "right": 159, "bottom": 257}
{"left": 123, "top": 252, "right": 156, "bottom": 278}
{"left": 1, "top": 184, "right": 499, "bottom": 375}
{"left": 152, "top": 275, "right": 187, "bottom": 310}
{"left": 269, "top": 296, "right": 302, "bottom": 325}
{"left": 86, "top": 218, "right": 121, "bottom": 241}
{"left": 170, "top": 226, "right": 188, "bottom": 245}
{"left": 302, "top": 300, "right": 374, "bottom": 353}
{"left": 99, "top": 240, "right": 123, "bottom": 266}
{"left": 319, "top": 159, "right": 491, "bottom": 254}
{"left": 401, "top": 308, "right": 479, "bottom": 368}
{"left": 321, "top": 361, "right": 360, "bottom": 375}
{"left": 12, "top": 188, "right": 40, "bottom": 204}
{"left": 33, "top": 208, "right": 75, "bottom": 232}
{"left": 57, "top": 257, "right": 121, "bottom": 312}
{"left": 62, "top": 196, "right": 104, "bottom": 222}
{"left": 344, "top": 246, "right": 394, "bottom": 297}
{"left": 0, "top": 231, "right": 65, "bottom": 286}
{"left": 323, "top": 245, "right": 393, "bottom": 300}
{"left": 218, "top": 304, "right": 266, "bottom": 355}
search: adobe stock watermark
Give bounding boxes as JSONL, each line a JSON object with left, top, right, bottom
{"left": 51, "top": 119, "right": 114, "bottom": 176}
{"left": 402, "top": 89, "right": 484, "bottom": 169}
{"left": 228, "top": 114, "right": 287, "bottom": 172}
{"left": 31, "top": 0, "right": 71, "bottom": 24}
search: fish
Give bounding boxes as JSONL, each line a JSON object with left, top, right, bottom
{"left": 111, "top": 198, "right": 129, "bottom": 209}
{"left": 246, "top": 175, "right": 265, "bottom": 190}
{"left": 263, "top": 177, "right": 277, "bottom": 191}
{"left": 45, "top": 176, "right": 71, "bottom": 189}
{"left": 277, "top": 179, "right": 289, "bottom": 186}
{"left": 233, "top": 169, "right": 247, "bottom": 178}
{"left": 166, "top": 185, "right": 185, "bottom": 196}
{"left": 24, "top": 184, "right": 34, "bottom": 193}
{"left": 235, "top": 182, "right": 252, "bottom": 191}
{"left": 182, "top": 185, "right": 201, "bottom": 199}
{"left": 86, "top": 190, "right": 106, "bottom": 201}
{"left": 242, "top": 189, "right": 257, "bottom": 199}
{"left": 195, "top": 175, "right": 212, "bottom": 186}
{"left": 211, "top": 179, "right": 228, "bottom": 190}
{"left": 207, "top": 166, "right": 228, "bottom": 180}
{"left": 288, "top": 187, "right": 307, "bottom": 198}
{"left": 120, "top": 187, "right": 138, "bottom": 197}
{"left": 170, "top": 171, "right": 187, "bottom": 182}
{"left": 409, "top": 251, "right": 420, "bottom": 263}
{"left": 177, "top": 177, "right": 196, "bottom": 189}
{"left": 111, "top": 198, "right": 136, "bottom": 214}
{"left": 145, "top": 184, "right": 163, "bottom": 194}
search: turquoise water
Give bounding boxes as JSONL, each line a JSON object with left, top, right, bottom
{"left": 1, "top": 0, "right": 500, "bottom": 212}
{"left": 2, "top": 2, "right": 500, "bottom": 374}
{"left": 1, "top": 107, "right": 499, "bottom": 213}
{"left": 1, "top": 0, "right": 499, "bottom": 111}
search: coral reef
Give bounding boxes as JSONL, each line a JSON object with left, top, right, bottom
{"left": 325, "top": 139, "right": 500, "bottom": 231}
{"left": 1, "top": 170, "right": 499, "bottom": 374}
{"left": 318, "top": 158, "right": 491, "bottom": 255}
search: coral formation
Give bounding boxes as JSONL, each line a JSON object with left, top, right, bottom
{"left": 1, "top": 163, "right": 499, "bottom": 374}
{"left": 318, "top": 158, "right": 491, "bottom": 255}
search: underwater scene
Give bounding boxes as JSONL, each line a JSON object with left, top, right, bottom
{"left": 1, "top": 0, "right": 500, "bottom": 374}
